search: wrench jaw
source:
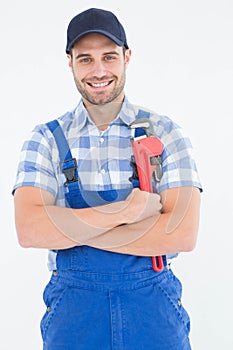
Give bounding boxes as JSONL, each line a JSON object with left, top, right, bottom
{"left": 129, "top": 117, "right": 163, "bottom": 184}
{"left": 129, "top": 137, "right": 163, "bottom": 192}
{"left": 151, "top": 155, "right": 163, "bottom": 182}
{"left": 128, "top": 118, "right": 155, "bottom": 137}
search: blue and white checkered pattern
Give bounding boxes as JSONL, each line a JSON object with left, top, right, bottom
{"left": 13, "top": 99, "right": 202, "bottom": 205}
{"left": 13, "top": 99, "right": 202, "bottom": 269}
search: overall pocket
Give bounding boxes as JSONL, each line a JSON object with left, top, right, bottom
{"left": 40, "top": 274, "right": 68, "bottom": 341}
{"left": 157, "top": 269, "right": 191, "bottom": 337}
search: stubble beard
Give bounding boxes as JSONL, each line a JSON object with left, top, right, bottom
{"left": 73, "top": 69, "right": 126, "bottom": 106}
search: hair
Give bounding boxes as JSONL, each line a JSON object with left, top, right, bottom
{"left": 122, "top": 46, "right": 127, "bottom": 56}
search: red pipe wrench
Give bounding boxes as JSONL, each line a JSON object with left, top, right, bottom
{"left": 129, "top": 118, "right": 164, "bottom": 272}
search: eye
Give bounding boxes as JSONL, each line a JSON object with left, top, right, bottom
{"left": 79, "top": 57, "right": 91, "bottom": 64}
{"left": 104, "top": 55, "right": 116, "bottom": 61}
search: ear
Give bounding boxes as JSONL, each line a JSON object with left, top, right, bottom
{"left": 124, "top": 49, "right": 132, "bottom": 67}
{"left": 67, "top": 54, "right": 73, "bottom": 69}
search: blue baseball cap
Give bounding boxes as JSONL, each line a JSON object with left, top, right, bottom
{"left": 66, "top": 8, "right": 129, "bottom": 53}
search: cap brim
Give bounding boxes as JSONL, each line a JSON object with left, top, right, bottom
{"left": 66, "top": 29, "right": 128, "bottom": 53}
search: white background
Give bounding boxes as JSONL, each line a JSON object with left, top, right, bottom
{"left": 1, "top": 0, "right": 232, "bottom": 349}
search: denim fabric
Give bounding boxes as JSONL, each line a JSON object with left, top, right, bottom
{"left": 40, "top": 187, "right": 191, "bottom": 349}
{"left": 41, "top": 266, "right": 191, "bottom": 349}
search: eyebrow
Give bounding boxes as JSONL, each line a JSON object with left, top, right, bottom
{"left": 75, "top": 51, "right": 120, "bottom": 60}
{"left": 103, "top": 51, "right": 120, "bottom": 56}
{"left": 75, "top": 53, "right": 91, "bottom": 60}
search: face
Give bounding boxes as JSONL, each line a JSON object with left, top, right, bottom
{"left": 68, "top": 33, "right": 131, "bottom": 106}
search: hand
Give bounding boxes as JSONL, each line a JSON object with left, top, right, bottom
{"left": 124, "top": 188, "right": 162, "bottom": 224}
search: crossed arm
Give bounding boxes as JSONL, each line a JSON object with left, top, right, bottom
{"left": 14, "top": 185, "right": 200, "bottom": 256}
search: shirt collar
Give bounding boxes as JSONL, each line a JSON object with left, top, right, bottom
{"left": 73, "top": 100, "right": 91, "bottom": 132}
{"left": 74, "top": 96, "right": 141, "bottom": 131}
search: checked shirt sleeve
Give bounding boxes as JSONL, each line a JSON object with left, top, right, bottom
{"left": 154, "top": 115, "right": 202, "bottom": 193}
{"left": 12, "top": 124, "right": 58, "bottom": 198}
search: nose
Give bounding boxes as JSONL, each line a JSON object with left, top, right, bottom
{"left": 91, "top": 60, "right": 107, "bottom": 78}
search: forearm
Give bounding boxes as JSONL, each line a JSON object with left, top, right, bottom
{"left": 84, "top": 187, "right": 201, "bottom": 256}
{"left": 16, "top": 200, "right": 127, "bottom": 249}
{"left": 15, "top": 186, "right": 199, "bottom": 254}
{"left": 89, "top": 213, "right": 196, "bottom": 256}
{"left": 15, "top": 186, "right": 162, "bottom": 250}
{"left": 14, "top": 186, "right": 133, "bottom": 249}
{"left": 42, "top": 201, "right": 128, "bottom": 249}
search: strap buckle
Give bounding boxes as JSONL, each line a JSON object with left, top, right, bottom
{"left": 60, "top": 158, "right": 78, "bottom": 186}
{"left": 129, "top": 155, "right": 139, "bottom": 182}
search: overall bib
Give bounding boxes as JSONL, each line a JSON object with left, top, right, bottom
{"left": 40, "top": 115, "right": 192, "bottom": 350}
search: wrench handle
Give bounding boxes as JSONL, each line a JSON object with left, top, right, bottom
{"left": 151, "top": 256, "right": 164, "bottom": 272}
{"left": 130, "top": 136, "right": 164, "bottom": 273}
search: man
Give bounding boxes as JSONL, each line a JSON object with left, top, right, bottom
{"left": 13, "top": 8, "right": 202, "bottom": 350}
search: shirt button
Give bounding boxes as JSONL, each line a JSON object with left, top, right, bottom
{"left": 100, "top": 137, "right": 104, "bottom": 143}
{"left": 101, "top": 169, "right": 106, "bottom": 174}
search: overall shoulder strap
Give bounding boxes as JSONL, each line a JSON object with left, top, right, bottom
{"left": 46, "top": 119, "right": 79, "bottom": 189}
{"left": 134, "top": 109, "right": 151, "bottom": 137}
{"left": 46, "top": 119, "right": 72, "bottom": 161}
{"left": 46, "top": 119, "right": 128, "bottom": 208}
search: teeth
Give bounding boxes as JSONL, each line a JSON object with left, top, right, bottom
{"left": 91, "top": 82, "right": 109, "bottom": 87}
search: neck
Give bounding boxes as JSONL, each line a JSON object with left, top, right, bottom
{"left": 83, "top": 96, "right": 124, "bottom": 131}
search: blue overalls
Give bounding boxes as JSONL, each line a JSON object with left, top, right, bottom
{"left": 40, "top": 113, "right": 192, "bottom": 350}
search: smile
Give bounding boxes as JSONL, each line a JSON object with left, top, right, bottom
{"left": 87, "top": 80, "right": 113, "bottom": 88}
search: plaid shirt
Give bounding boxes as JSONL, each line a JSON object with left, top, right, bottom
{"left": 13, "top": 99, "right": 201, "bottom": 198}
{"left": 13, "top": 99, "right": 202, "bottom": 269}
